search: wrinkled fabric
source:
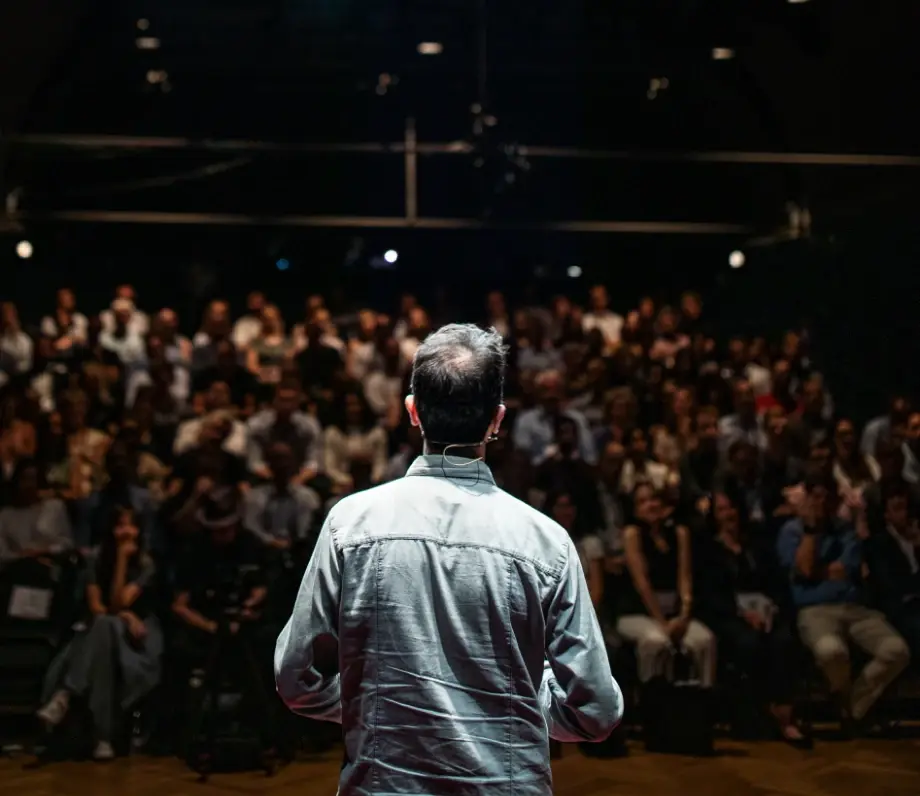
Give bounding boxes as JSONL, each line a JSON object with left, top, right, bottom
{"left": 276, "top": 455, "right": 622, "bottom": 796}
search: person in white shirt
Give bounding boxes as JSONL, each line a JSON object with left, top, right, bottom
{"left": 99, "top": 299, "right": 145, "bottom": 365}
{"left": 231, "top": 291, "right": 266, "bottom": 351}
{"left": 582, "top": 285, "right": 623, "bottom": 349}
{"left": 99, "top": 284, "right": 148, "bottom": 337}
{"left": 0, "top": 302, "right": 34, "bottom": 378}
{"left": 41, "top": 288, "right": 89, "bottom": 347}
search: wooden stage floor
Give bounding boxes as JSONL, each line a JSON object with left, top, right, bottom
{"left": 3, "top": 738, "right": 920, "bottom": 796}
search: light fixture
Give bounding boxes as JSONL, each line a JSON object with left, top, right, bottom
{"left": 384, "top": 249, "right": 399, "bottom": 264}
{"left": 567, "top": 265, "right": 582, "bottom": 279}
{"left": 137, "top": 18, "right": 150, "bottom": 31}
{"left": 16, "top": 240, "right": 33, "bottom": 259}
{"left": 712, "top": 48, "right": 735, "bottom": 61}
{"left": 146, "top": 69, "right": 168, "bottom": 84}
{"left": 729, "top": 250, "right": 745, "bottom": 269}
{"left": 136, "top": 37, "right": 160, "bottom": 50}
{"left": 787, "top": 0, "right": 811, "bottom": 4}
{"left": 276, "top": 258, "right": 290, "bottom": 271}
{"left": 417, "top": 42, "right": 443, "bottom": 55}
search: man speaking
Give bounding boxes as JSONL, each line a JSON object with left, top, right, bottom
{"left": 275, "top": 324, "right": 622, "bottom": 795}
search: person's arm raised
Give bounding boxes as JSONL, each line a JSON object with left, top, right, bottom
{"left": 541, "top": 537, "right": 623, "bottom": 743}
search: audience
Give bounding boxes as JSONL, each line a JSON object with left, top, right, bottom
{"left": 0, "top": 277, "right": 917, "bottom": 763}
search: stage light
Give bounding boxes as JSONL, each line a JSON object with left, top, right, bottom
{"left": 16, "top": 240, "right": 33, "bottom": 259}
{"left": 146, "top": 69, "right": 168, "bottom": 84}
{"left": 787, "top": 0, "right": 810, "bottom": 4}
{"left": 729, "top": 250, "right": 745, "bottom": 269}
{"left": 712, "top": 48, "right": 735, "bottom": 60}
{"left": 384, "top": 249, "right": 399, "bottom": 264}
{"left": 417, "top": 42, "right": 443, "bottom": 55}
{"left": 136, "top": 37, "right": 160, "bottom": 50}
{"left": 137, "top": 19, "right": 150, "bottom": 31}
{"left": 276, "top": 258, "right": 290, "bottom": 271}
{"left": 567, "top": 265, "right": 582, "bottom": 279}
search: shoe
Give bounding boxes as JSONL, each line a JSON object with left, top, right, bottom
{"left": 36, "top": 690, "right": 70, "bottom": 728}
{"left": 93, "top": 741, "right": 115, "bottom": 761}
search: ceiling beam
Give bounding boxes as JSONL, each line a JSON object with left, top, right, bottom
{"left": 11, "top": 133, "right": 920, "bottom": 167}
{"left": 20, "top": 209, "right": 750, "bottom": 235}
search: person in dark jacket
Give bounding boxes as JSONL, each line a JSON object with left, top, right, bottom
{"left": 696, "top": 491, "right": 810, "bottom": 747}
{"left": 866, "top": 483, "right": 920, "bottom": 656}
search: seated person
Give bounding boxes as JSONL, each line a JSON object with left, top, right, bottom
{"left": 171, "top": 487, "right": 269, "bottom": 667}
{"left": 38, "top": 507, "right": 161, "bottom": 761}
{"left": 696, "top": 492, "right": 808, "bottom": 747}
{"left": 174, "top": 381, "right": 248, "bottom": 458}
{"left": 866, "top": 483, "right": 920, "bottom": 657}
{"left": 777, "top": 471, "right": 910, "bottom": 733}
{"left": 322, "top": 391, "right": 388, "bottom": 495}
{"left": 616, "top": 483, "right": 716, "bottom": 688}
{"left": 545, "top": 490, "right": 603, "bottom": 608}
{"left": 243, "top": 441, "right": 321, "bottom": 552}
{"left": 165, "top": 413, "right": 249, "bottom": 539}
{"left": 246, "top": 382, "right": 322, "bottom": 487}
{"left": 0, "top": 460, "right": 73, "bottom": 565}
{"left": 75, "top": 441, "right": 158, "bottom": 554}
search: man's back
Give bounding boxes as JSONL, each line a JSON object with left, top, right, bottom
{"left": 276, "top": 456, "right": 621, "bottom": 796}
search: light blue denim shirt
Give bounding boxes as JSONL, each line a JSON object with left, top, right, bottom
{"left": 275, "top": 454, "right": 622, "bottom": 796}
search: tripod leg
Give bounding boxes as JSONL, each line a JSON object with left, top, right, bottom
{"left": 238, "top": 633, "right": 281, "bottom": 775}
{"left": 186, "top": 635, "right": 222, "bottom": 780}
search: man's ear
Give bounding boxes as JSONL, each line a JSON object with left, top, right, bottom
{"left": 490, "top": 404, "right": 507, "bottom": 437}
{"left": 405, "top": 395, "right": 421, "bottom": 427}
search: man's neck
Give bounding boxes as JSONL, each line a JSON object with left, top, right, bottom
{"left": 423, "top": 442, "right": 485, "bottom": 460}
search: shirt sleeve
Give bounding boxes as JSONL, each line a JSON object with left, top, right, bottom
{"left": 542, "top": 537, "right": 623, "bottom": 742}
{"left": 274, "top": 515, "right": 343, "bottom": 723}
{"left": 775, "top": 519, "right": 803, "bottom": 570}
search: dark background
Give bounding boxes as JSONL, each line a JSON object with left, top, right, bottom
{"left": 2, "top": 0, "right": 919, "bottom": 420}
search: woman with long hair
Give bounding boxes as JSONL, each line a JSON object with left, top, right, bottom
{"left": 696, "top": 492, "right": 810, "bottom": 747}
{"left": 616, "top": 483, "right": 715, "bottom": 688}
{"left": 246, "top": 304, "right": 290, "bottom": 391}
{"left": 545, "top": 490, "right": 604, "bottom": 608}
{"left": 323, "top": 390, "right": 388, "bottom": 495}
{"left": 38, "top": 507, "right": 162, "bottom": 760}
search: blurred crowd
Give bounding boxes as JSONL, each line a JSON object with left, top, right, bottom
{"left": 1, "top": 281, "right": 919, "bottom": 760}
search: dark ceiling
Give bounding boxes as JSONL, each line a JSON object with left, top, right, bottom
{"left": 2, "top": 0, "right": 919, "bottom": 233}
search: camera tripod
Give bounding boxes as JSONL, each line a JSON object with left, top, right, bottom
{"left": 184, "top": 622, "right": 282, "bottom": 781}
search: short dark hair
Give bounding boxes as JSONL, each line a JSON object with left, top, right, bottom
{"left": 410, "top": 324, "right": 507, "bottom": 445}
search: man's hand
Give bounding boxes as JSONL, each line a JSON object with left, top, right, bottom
{"left": 827, "top": 561, "right": 847, "bottom": 581}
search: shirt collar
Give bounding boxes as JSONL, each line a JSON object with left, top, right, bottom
{"left": 405, "top": 454, "right": 496, "bottom": 485}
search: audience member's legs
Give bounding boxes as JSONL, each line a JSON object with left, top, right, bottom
{"left": 845, "top": 605, "right": 910, "bottom": 721}
{"left": 766, "top": 620, "right": 799, "bottom": 709}
{"left": 681, "top": 619, "right": 716, "bottom": 688}
{"left": 63, "top": 615, "right": 120, "bottom": 740}
{"left": 616, "top": 615, "right": 671, "bottom": 683}
{"left": 797, "top": 604, "right": 851, "bottom": 699}
{"left": 765, "top": 620, "right": 808, "bottom": 742}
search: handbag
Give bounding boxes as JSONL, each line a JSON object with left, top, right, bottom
{"left": 641, "top": 651, "right": 714, "bottom": 756}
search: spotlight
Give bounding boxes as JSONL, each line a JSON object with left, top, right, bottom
{"left": 417, "top": 42, "right": 443, "bottom": 55}
{"left": 136, "top": 37, "right": 160, "bottom": 50}
{"left": 276, "top": 258, "right": 290, "bottom": 271}
{"left": 729, "top": 250, "right": 745, "bottom": 269}
{"left": 137, "top": 18, "right": 150, "bottom": 31}
{"left": 384, "top": 249, "right": 399, "bottom": 264}
{"left": 712, "top": 48, "right": 735, "bottom": 60}
{"left": 567, "top": 265, "right": 582, "bottom": 279}
{"left": 15, "top": 240, "right": 33, "bottom": 259}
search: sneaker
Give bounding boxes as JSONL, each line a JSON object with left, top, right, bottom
{"left": 93, "top": 741, "right": 115, "bottom": 761}
{"left": 36, "top": 690, "right": 70, "bottom": 728}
